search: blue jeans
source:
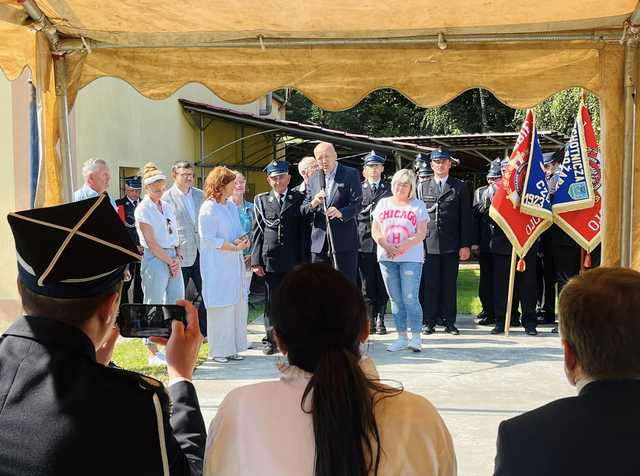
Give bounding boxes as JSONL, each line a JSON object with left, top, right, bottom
{"left": 141, "top": 248, "right": 185, "bottom": 305}
{"left": 379, "top": 261, "right": 423, "bottom": 334}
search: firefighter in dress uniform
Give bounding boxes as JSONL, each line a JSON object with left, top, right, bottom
{"left": 115, "top": 176, "right": 144, "bottom": 304}
{"left": 418, "top": 149, "right": 472, "bottom": 335}
{"left": 357, "top": 151, "right": 392, "bottom": 335}
{"left": 471, "top": 159, "right": 502, "bottom": 327}
{"left": 251, "top": 160, "right": 306, "bottom": 354}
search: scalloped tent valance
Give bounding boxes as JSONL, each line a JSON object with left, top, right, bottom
{"left": 0, "top": 0, "right": 639, "bottom": 268}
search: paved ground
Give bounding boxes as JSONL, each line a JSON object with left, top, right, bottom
{"left": 193, "top": 314, "right": 571, "bottom": 476}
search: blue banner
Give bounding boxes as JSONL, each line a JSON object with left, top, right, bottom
{"left": 552, "top": 113, "right": 595, "bottom": 213}
{"left": 520, "top": 125, "right": 552, "bottom": 220}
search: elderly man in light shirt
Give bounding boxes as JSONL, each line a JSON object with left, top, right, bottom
{"left": 163, "top": 160, "right": 207, "bottom": 336}
{"left": 72, "top": 158, "right": 116, "bottom": 208}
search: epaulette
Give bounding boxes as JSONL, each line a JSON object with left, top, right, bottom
{"left": 101, "top": 362, "right": 165, "bottom": 392}
{"left": 256, "top": 191, "right": 269, "bottom": 198}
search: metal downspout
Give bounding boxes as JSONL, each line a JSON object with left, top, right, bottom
{"left": 621, "top": 39, "right": 637, "bottom": 267}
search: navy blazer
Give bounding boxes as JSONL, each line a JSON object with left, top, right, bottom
{"left": 301, "top": 163, "right": 363, "bottom": 254}
{"left": 494, "top": 379, "right": 640, "bottom": 476}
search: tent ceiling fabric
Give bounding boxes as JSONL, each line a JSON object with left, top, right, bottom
{"left": 79, "top": 42, "right": 604, "bottom": 110}
{"left": 34, "top": 0, "right": 636, "bottom": 44}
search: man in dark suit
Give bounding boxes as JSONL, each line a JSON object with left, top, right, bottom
{"left": 252, "top": 160, "right": 305, "bottom": 354}
{"left": 302, "top": 142, "right": 363, "bottom": 283}
{"left": 494, "top": 267, "right": 640, "bottom": 476}
{"left": 419, "top": 149, "right": 472, "bottom": 335}
{"left": 115, "top": 176, "right": 144, "bottom": 304}
{"left": 1, "top": 195, "right": 205, "bottom": 476}
{"left": 357, "top": 151, "right": 391, "bottom": 334}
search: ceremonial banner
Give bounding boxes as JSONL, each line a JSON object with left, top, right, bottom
{"left": 520, "top": 124, "right": 553, "bottom": 221}
{"left": 552, "top": 106, "right": 595, "bottom": 213}
{"left": 490, "top": 110, "right": 552, "bottom": 259}
{"left": 554, "top": 102, "right": 602, "bottom": 252}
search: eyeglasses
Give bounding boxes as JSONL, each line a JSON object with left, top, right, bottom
{"left": 166, "top": 218, "right": 173, "bottom": 235}
{"left": 177, "top": 172, "right": 194, "bottom": 178}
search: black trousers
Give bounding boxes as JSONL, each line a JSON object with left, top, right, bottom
{"left": 423, "top": 252, "right": 459, "bottom": 327}
{"left": 122, "top": 262, "right": 143, "bottom": 304}
{"left": 478, "top": 252, "right": 494, "bottom": 318}
{"left": 312, "top": 242, "right": 358, "bottom": 284}
{"left": 358, "top": 252, "right": 388, "bottom": 315}
{"left": 263, "top": 272, "right": 286, "bottom": 344}
{"left": 492, "top": 251, "right": 538, "bottom": 330}
{"left": 181, "top": 251, "right": 207, "bottom": 337}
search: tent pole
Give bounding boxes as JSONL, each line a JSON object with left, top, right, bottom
{"left": 620, "top": 39, "right": 637, "bottom": 267}
{"left": 52, "top": 53, "right": 74, "bottom": 203}
{"left": 57, "top": 31, "right": 620, "bottom": 52}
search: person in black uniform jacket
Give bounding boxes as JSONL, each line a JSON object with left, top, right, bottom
{"left": 115, "top": 176, "right": 144, "bottom": 303}
{"left": 251, "top": 160, "right": 305, "bottom": 355}
{"left": 301, "top": 142, "right": 363, "bottom": 283}
{"left": 357, "top": 151, "right": 391, "bottom": 335}
{"left": 471, "top": 159, "right": 502, "bottom": 327}
{"left": 418, "top": 149, "right": 472, "bottom": 335}
{"left": 488, "top": 210, "right": 539, "bottom": 335}
{"left": 539, "top": 150, "right": 582, "bottom": 333}
{"left": 494, "top": 267, "right": 640, "bottom": 476}
{"left": 0, "top": 195, "right": 205, "bottom": 476}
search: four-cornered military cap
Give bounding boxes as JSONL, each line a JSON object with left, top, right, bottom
{"left": 487, "top": 159, "right": 502, "bottom": 178}
{"left": 414, "top": 153, "right": 428, "bottom": 170}
{"left": 363, "top": 150, "right": 385, "bottom": 166}
{"left": 125, "top": 176, "right": 142, "bottom": 189}
{"left": 7, "top": 194, "right": 141, "bottom": 298}
{"left": 418, "top": 163, "right": 434, "bottom": 178}
{"left": 264, "top": 160, "right": 289, "bottom": 177}
{"left": 430, "top": 149, "right": 451, "bottom": 161}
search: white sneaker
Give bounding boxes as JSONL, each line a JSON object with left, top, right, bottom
{"left": 408, "top": 335, "right": 422, "bottom": 352}
{"left": 387, "top": 336, "right": 408, "bottom": 352}
{"left": 148, "top": 352, "right": 166, "bottom": 367}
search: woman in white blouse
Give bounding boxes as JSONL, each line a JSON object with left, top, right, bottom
{"left": 134, "top": 162, "right": 185, "bottom": 365}
{"left": 199, "top": 166, "right": 251, "bottom": 363}
{"left": 204, "top": 264, "right": 457, "bottom": 476}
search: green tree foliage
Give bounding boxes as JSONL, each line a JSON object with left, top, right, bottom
{"left": 281, "top": 87, "right": 600, "bottom": 139}
{"left": 515, "top": 88, "right": 601, "bottom": 139}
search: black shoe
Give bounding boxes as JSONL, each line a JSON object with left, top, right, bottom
{"left": 262, "top": 343, "right": 278, "bottom": 355}
{"left": 445, "top": 326, "right": 460, "bottom": 335}
{"left": 369, "top": 320, "right": 376, "bottom": 334}
{"left": 422, "top": 325, "right": 435, "bottom": 335}
{"left": 525, "top": 328, "right": 538, "bottom": 336}
{"left": 475, "top": 310, "right": 486, "bottom": 321}
{"left": 490, "top": 327, "right": 504, "bottom": 335}
{"left": 551, "top": 326, "right": 558, "bottom": 333}
{"left": 478, "top": 316, "right": 496, "bottom": 326}
{"left": 375, "top": 315, "right": 387, "bottom": 335}
{"left": 510, "top": 318, "right": 521, "bottom": 328}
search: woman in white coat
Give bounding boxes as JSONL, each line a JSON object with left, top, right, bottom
{"left": 199, "top": 166, "right": 251, "bottom": 363}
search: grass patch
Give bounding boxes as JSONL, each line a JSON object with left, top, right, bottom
{"left": 112, "top": 303, "right": 264, "bottom": 381}
{"left": 457, "top": 267, "right": 482, "bottom": 316}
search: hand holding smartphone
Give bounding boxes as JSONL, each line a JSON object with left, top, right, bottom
{"left": 118, "top": 304, "right": 187, "bottom": 338}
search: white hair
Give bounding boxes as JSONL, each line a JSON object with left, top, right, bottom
{"left": 81, "top": 158, "right": 108, "bottom": 178}
{"left": 298, "top": 156, "right": 316, "bottom": 175}
{"left": 391, "top": 169, "right": 417, "bottom": 199}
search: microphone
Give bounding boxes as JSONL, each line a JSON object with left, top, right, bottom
{"left": 319, "top": 169, "right": 326, "bottom": 192}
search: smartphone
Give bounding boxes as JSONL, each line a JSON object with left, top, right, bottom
{"left": 118, "top": 304, "right": 186, "bottom": 338}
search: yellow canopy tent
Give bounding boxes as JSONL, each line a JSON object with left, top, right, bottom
{"left": 0, "top": 0, "right": 639, "bottom": 267}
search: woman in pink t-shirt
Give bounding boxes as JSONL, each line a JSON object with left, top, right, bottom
{"left": 372, "top": 169, "right": 429, "bottom": 352}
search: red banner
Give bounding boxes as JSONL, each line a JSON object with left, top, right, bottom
{"left": 490, "top": 110, "right": 551, "bottom": 257}
{"left": 553, "top": 102, "right": 601, "bottom": 252}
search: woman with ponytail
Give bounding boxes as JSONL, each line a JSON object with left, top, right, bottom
{"left": 204, "top": 263, "right": 456, "bottom": 476}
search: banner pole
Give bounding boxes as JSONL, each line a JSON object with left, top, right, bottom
{"left": 504, "top": 249, "right": 517, "bottom": 337}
